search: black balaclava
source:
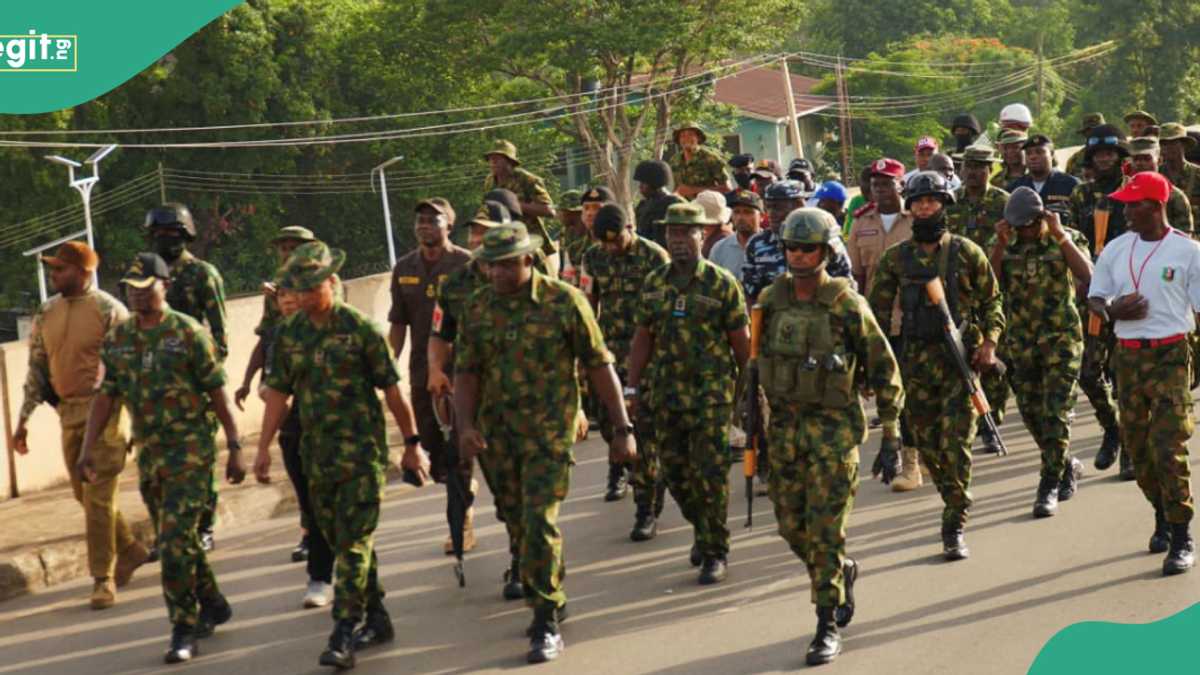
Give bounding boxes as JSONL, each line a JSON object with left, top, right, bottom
{"left": 911, "top": 208, "right": 947, "bottom": 243}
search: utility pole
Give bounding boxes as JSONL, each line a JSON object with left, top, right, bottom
{"left": 835, "top": 56, "right": 853, "bottom": 185}
{"left": 1035, "top": 29, "right": 1045, "bottom": 119}
{"left": 158, "top": 162, "right": 166, "bottom": 203}
{"left": 780, "top": 56, "right": 805, "bottom": 160}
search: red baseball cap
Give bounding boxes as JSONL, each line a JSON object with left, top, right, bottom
{"left": 1109, "top": 171, "right": 1171, "bottom": 204}
{"left": 869, "top": 158, "right": 905, "bottom": 179}
{"left": 915, "top": 136, "right": 939, "bottom": 151}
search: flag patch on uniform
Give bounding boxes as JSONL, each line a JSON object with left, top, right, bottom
{"left": 432, "top": 302, "right": 444, "bottom": 332}
{"left": 1163, "top": 267, "right": 1176, "bottom": 281}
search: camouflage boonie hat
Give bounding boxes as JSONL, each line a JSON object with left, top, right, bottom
{"left": 672, "top": 121, "right": 708, "bottom": 145}
{"left": 558, "top": 189, "right": 584, "bottom": 212}
{"left": 269, "top": 225, "right": 318, "bottom": 245}
{"left": 997, "top": 129, "right": 1028, "bottom": 146}
{"left": 474, "top": 223, "right": 543, "bottom": 262}
{"left": 1160, "top": 123, "right": 1198, "bottom": 149}
{"left": 961, "top": 144, "right": 1001, "bottom": 164}
{"left": 274, "top": 241, "right": 346, "bottom": 291}
{"left": 483, "top": 139, "right": 521, "bottom": 165}
{"left": 655, "top": 202, "right": 717, "bottom": 228}
{"left": 1124, "top": 110, "right": 1158, "bottom": 126}
{"left": 1077, "top": 112, "right": 1105, "bottom": 135}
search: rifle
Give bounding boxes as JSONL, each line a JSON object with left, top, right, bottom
{"left": 745, "top": 307, "right": 764, "bottom": 528}
{"left": 1082, "top": 207, "right": 1111, "bottom": 382}
{"left": 924, "top": 277, "right": 1008, "bottom": 456}
{"left": 433, "top": 394, "right": 470, "bottom": 588}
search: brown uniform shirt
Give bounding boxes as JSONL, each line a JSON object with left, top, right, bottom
{"left": 846, "top": 206, "right": 912, "bottom": 336}
{"left": 388, "top": 245, "right": 471, "bottom": 382}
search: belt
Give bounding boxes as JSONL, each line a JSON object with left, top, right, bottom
{"left": 1118, "top": 333, "right": 1187, "bottom": 350}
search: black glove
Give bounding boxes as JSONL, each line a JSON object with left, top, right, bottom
{"left": 874, "top": 437, "right": 902, "bottom": 485}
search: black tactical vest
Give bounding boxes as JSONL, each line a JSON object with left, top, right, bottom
{"left": 899, "top": 234, "right": 962, "bottom": 341}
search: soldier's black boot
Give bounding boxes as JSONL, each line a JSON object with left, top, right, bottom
{"left": 319, "top": 618, "right": 358, "bottom": 670}
{"left": 1058, "top": 457, "right": 1083, "bottom": 501}
{"left": 1163, "top": 523, "right": 1195, "bottom": 576}
{"left": 604, "top": 462, "right": 629, "bottom": 502}
{"left": 195, "top": 593, "right": 232, "bottom": 638}
{"left": 654, "top": 480, "right": 667, "bottom": 518}
{"left": 805, "top": 606, "right": 841, "bottom": 666}
{"left": 1149, "top": 506, "right": 1172, "bottom": 554}
{"left": 942, "top": 525, "right": 970, "bottom": 561}
{"left": 1033, "top": 476, "right": 1060, "bottom": 518}
{"left": 526, "top": 610, "right": 564, "bottom": 663}
{"left": 1118, "top": 449, "right": 1136, "bottom": 481}
{"left": 698, "top": 556, "right": 728, "bottom": 585}
{"left": 526, "top": 603, "right": 569, "bottom": 637}
{"left": 1094, "top": 426, "right": 1120, "bottom": 470}
{"left": 352, "top": 608, "right": 394, "bottom": 650}
{"left": 502, "top": 556, "right": 524, "bottom": 601}
{"left": 164, "top": 623, "right": 198, "bottom": 664}
{"left": 630, "top": 503, "right": 658, "bottom": 542}
{"left": 977, "top": 424, "right": 1003, "bottom": 454}
{"left": 835, "top": 558, "right": 858, "bottom": 628}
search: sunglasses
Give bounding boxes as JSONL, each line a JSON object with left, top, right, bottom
{"left": 1087, "top": 136, "right": 1120, "bottom": 147}
{"left": 783, "top": 242, "right": 823, "bottom": 253}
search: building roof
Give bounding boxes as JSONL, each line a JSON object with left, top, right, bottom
{"left": 713, "top": 67, "right": 832, "bottom": 123}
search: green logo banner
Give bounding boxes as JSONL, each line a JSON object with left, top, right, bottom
{"left": 0, "top": 1, "right": 242, "bottom": 113}
{"left": 1028, "top": 602, "right": 1200, "bottom": 673}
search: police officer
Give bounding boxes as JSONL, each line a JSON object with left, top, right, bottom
{"left": 670, "top": 122, "right": 730, "bottom": 199}
{"left": 79, "top": 253, "right": 244, "bottom": 664}
{"left": 255, "top": 241, "right": 429, "bottom": 670}
{"left": 756, "top": 208, "right": 904, "bottom": 665}
{"left": 483, "top": 140, "right": 559, "bottom": 261}
{"left": 145, "top": 203, "right": 227, "bottom": 553}
{"left": 628, "top": 202, "right": 750, "bottom": 584}
{"left": 990, "top": 187, "right": 1093, "bottom": 517}
{"left": 633, "top": 160, "right": 684, "bottom": 248}
{"left": 454, "top": 222, "right": 636, "bottom": 663}
{"left": 580, "top": 204, "right": 670, "bottom": 539}
{"left": 1070, "top": 124, "right": 1129, "bottom": 477}
{"left": 946, "top": 145, "right": 1012, "bottom": 455}
{"left": 868, "top": 172, "right": 1005, "bottom": 560}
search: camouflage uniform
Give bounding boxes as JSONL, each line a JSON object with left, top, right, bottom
{"left": 868, "top": 234, "right": 1005, "bottom": 529}
{"left": 635, "top": 259, "right": 748, "bottom": 559}
{"left": 267, "top": 300, "right": 400, "bottom": 622}
{"left": 581, "top": 236, "right": 670, "bottom": 514}
{"left": 1064, "top": 149, "right": 1087, "bottom": 180}
{"left": 758, "top": 272, "right": 903, "bottom": 607}
{"left": 670, "top": 145, "right": 728, "bottom": 191}
{"left": 456, "top": 269, "right": 613, "bottom": 612}
{"left": 947, "top": 184, "right": 1012, "bottom": 425}
{"left": 560, "top": 230, "right": 595, "bottom": 287}
{"left": 1161, "top": 160, "right": 1200, "bottom": 229}
{"left": 100, "top": 309, "right": 226, "bottom": 629}
{"left": 483, "top": 169, "right": 558, "bottom": 253}
{"left": 996, "top": 228, "right": 1091, "bottom": 481}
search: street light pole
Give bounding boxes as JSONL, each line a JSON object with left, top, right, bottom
{"left": 43, "top": 144, "right": 117, "bottom": 288}
{"left": 372, "top": 155, "right": 404, "bottom": 270}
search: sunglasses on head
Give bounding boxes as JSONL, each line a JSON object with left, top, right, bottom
{"left": 1087, "top": 136, "right": 1120, "bottom": 147}
{"left": 783, "top": 242, "right": 823, "bottom": 253}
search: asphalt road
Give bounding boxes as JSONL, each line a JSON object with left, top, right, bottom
{"left": 0, "top": 401, "right": 1197, "bottom": 674}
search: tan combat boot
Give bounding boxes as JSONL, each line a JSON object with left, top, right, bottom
{"left": 91, "top": 578, "right": 116, "bottom": 610}
{"left": 891, "top": 447, "right": 924, "bottom": 492}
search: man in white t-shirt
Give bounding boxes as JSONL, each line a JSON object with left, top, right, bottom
{"left": 1088, "top": 171, "right": 1199, "bottom": 577}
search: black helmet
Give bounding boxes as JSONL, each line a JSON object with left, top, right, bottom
{"left": 484, "top": 188, "right": 523, "bottom": 218}
{"left": 633, "top": 160, "right": 672, "bottom": 189}
{"left": 764, "top": 179, "right": 806, "bottom": 201}
{"left": 144, "top": 203, "right": 197, "bottom": 239}
{"left": 950, "top": 113, "right": 981, "bottom": 135}
{"left": 903, "top": 171, "right": 956, "bottom": 209}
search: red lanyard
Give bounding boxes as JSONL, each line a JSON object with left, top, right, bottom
{"left": 1128, "top": 229, "right": 1171, "bottom": 292}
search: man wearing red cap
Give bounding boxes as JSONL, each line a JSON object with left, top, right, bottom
{"left": 1088, "top": 171, "right": 1200, "bottom": 576}
{"left": 902, "top": 137, "right": 938, "bottom": 185}
{"left": 14, "top": 241, "right": 150, "bottom": 610}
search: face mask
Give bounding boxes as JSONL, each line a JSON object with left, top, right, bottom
{"left": 155, "top": 237, "right": 186, "bottom": 262}
{"left": 911, "top": 211, "right": 947, "bottom": 243}
{"left": 734, "top": 173, "right": 752, "bottom": 190}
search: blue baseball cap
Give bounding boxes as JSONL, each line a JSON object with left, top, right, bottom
{"left": 813, "top": 180, "right": 848, "bottom": 205}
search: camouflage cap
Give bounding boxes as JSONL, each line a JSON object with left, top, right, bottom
{"left": 1160, "top": 123, "right": 1198, "bottom": 148}
{"left": 414, "top": 198, "right": 451, "bottom": 217}
{"left": 1077, "top": 112, "right": 1105, "bottom": 135}
{"left": 483, "top": 139, "right": 520, "bottom": 166}
{"left": 961, "top": 144, "right": 1000, "bottom": 164}
{"left": 997, "top": 128, "right": 1029, "bottom": 146}
{"left": 269, "top": 225, "right": 318, "bottom": 245}
{"left": 1123, "top": 110, "right": 1158, "bottom": 126}
{"left": 120, "top": 252, "right": 171, "bottom": 289}
{"left": 274, "top": 241, "right": 347, "bottom": 291}
{"left": 1004, "top": 186, "right": 1044, "bottom": 228}
{"left": 656, "top": 202, "right": 717, "bottom": 227}
{"left": 1128, "top": 136, "right": 1160, "bottom": 156}
{"left": 558, "top": 189, "right": 584, "bottom": 212}
{"left": 473, "top": 223, "right": 543, "bottom": 262}
{"left": 672, "top": 121, "right": 707, "bottom": 145}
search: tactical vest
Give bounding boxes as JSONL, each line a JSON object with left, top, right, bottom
{"left": 759, "top": 276, "right": 856, "bottom": 408}
{"left": 899, "top": 234, "right": 962, "bottom": 341}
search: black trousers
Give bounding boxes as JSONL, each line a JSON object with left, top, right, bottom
{"left": 280, "top": 407, "right": 334, "bottom": 584}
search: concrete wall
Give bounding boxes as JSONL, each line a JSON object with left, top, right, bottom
{"left": 0, "top": 272, "right": 404, "bottom": 502}
{"left": 732, "top": 116, "right": 825, "bottom": 169}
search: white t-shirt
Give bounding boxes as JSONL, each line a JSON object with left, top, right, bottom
{"left": 1032, "top": 179, "right": 1047, "bottom": 193}
{"left": 880, "top": 212, "right": 900, "bottom": 233}
{"left": 1089, "top": 228, "right": 1200, "bottom": 339}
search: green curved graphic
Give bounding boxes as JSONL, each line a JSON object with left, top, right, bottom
{"left": 1028, "top": 602, "right": 1200, "bottom": 673}
{"left": 0, "top": 1, "right": 242, "bottom": 114}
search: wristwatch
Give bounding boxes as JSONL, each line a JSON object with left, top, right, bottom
{"left": 614, "top": 424, "right": 636, "bottom": 436}
{"left": 622, "top": 386, "right": 639, "bottom": 398}
{"left": 404, "top": 434, "right": 421, "bottom": 447}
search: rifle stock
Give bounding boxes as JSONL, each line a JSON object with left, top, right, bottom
{"left": 745, "top": 307, "right": 763, "bottom": 527}
{"left": 1086, "top": 208, "right": 1110, "bottom": 337}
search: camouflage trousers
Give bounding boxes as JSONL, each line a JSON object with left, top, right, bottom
{"left": 309, "top": 471, "right": 385, "bottom": 621}
{"left": 139, "top": 461, "right": 221, "bottom": 627}
{"left": 1008, "top": 339, "right": 1082, "bottom": 480}
{"left": 476, "top": 421, "right": 573, "bottom": 612}
{"left": 901, "top": 343, "right": 976, "bottom": 528}
{"left": 766, "top": 406, "right": 859, "bottom": 608}
{"left": 1079, "top": 331, "right": 1120, "bottom": 431}
{"left": 1113, "top": 340, "right": 1195, "bottom": 524}
{"left": 655, "top": 406, "right": 732, "bottom": 558}
{"left": 601, "top": 401, "right": 662, "bottom": 512}
{"left": 981, "top": 363, "right": 1010, "bottom": 425}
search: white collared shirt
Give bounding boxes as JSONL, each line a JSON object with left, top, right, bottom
{"left": 1089, "top": 228, "right": 1200, "bottom": 339}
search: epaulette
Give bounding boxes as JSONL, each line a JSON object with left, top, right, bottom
{"left": 853, "top": 202, "right": 876, "bottom": 218}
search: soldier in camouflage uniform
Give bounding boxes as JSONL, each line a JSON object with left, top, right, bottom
{"left": 556, "top": 189, "right": 591, "bottom": 287}
{"left": 79, "top": 253, "right": 244, "bottom": 664}
{"left": 1123, "top": 110, "right": 1158, "bottom": 139}
{"left": 453, "top": 222, "right": 636, "bottom": 664}
{"left": 628, "top": 202, "right": 751, "bottom": 584}
{"left": 483, "top": 140, "right": 559, "bottom": 260}
{"left": 990, "top": 188, "right": 1093, "bottom": 518}
{"left": 145, "top": 203, "right": 227, "bottom": 553}
{"left": 1160, "top": 123, "right": 1200, "bottom": 228}
{"left": 756, "top": 208, "right": 904, "bottom": 666}
{"left": 869, "top": 172, "right": 1005, "bottom": 561}
{"left": 1128, "top": 137, "right": 1194, "bottom": 234}
{"left": 992, "top": 129, "right": 1028, "bottom": 189}
{"left": 1065, "top": 113, "right": 1105, "bottom": 180}
{"left": 669, "top": 122, "right": 730, "bottom": 199}
{"left": 1070, "top": 125, "right": 1130, "bottom": 477}
{"left": 255, "top": 241, "right": 429, "bottom": 670}
{"left": 580, "top": 203, "right": 671, "bottom": 539}
{"left": 946, "top": 145, "right": 1011, "bottom": 455}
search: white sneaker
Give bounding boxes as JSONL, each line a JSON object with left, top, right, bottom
{"left": 303, "top": 581, "right": 331, "bottom": 608}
